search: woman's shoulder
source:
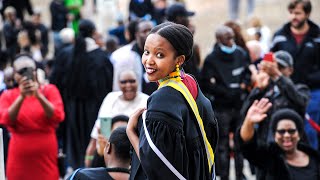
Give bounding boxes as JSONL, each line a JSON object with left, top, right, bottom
{"left": 298, "top": 143, "right": 320, "bottom": 161}
{"left": 104, "top": 91, "right": 122, "bottom": 101}
{"left": 88, "top": 49, "right": 112, "bottom": 63}
{"left": 0, "top": 88, "right": 19, "bottom": 99}
{"left": 137, "top": 92, "right": 150, "bottom": 100}
{"left": 148, "top": 86, "right": 186, "bottom": 109}
{"left": 43, "top": 83, "right": 58, "bottom": 89}
{"left": 150, "top": 86, "right": 183, "bottom": 99}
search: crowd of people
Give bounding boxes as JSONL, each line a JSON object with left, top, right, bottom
{"left": 0, "top": 0, "right": 319, "bottom": 180}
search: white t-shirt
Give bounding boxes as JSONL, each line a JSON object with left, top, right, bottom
{"left": 90, "top": 91, "right": 149, "bottom": 139}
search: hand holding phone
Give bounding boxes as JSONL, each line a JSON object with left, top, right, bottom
{"left": 263, "top": 52, "right": 274, "bottom": 62}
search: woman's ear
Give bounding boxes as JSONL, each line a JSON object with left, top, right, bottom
{"left": 176, "top": 55, "right": 186, "bottom": 67}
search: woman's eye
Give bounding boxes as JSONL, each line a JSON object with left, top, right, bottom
{"left": 143, "top": 50, "right": 149, "bottom": 55}
{"left": 156, "top": 53, "right": 163, "bottom": 58}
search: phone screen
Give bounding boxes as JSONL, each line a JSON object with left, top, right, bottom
{"left": 100, "top": 117, "right": 112, "bottom": 138}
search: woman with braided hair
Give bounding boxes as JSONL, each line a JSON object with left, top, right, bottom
{"left": 127, "top": 22, "right": 218, "bottom": 180}
{"left": 64, "top": 19, "right": 113, "bottom": 169}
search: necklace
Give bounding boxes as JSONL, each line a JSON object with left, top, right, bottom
{"left": 158, "top": 70, "right": 184, "bottom": 83}
{"left": 106, "top": 167, "right": 130, "bottom": 174}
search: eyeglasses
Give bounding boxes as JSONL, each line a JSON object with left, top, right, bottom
{"left": 276, "top": 129, "right": 297, "bottom": 135}
{"left": 119, "top": 79, "right": 136, "bottom": 84}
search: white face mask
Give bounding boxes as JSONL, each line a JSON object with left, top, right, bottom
{"left": 219, "top": 43, "right": 236, "bottom": 54}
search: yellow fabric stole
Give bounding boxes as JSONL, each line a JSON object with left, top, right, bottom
{"left": 158, "top": 77, "right": 215, "bottom": 173}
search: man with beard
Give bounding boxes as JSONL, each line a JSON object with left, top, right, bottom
{"left": 270, "top": 0, "right": 320, "bottom": 150}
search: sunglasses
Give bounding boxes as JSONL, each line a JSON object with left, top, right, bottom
{"left": 276, "top": 129, "right": 297, "bottom": 135}
{"left": 120, "top": 79, "right": 136, "bottom": 84}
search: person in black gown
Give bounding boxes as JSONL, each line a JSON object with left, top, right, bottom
{"left": 64, "top": 19, "right": 113, "bottom": 169}
{"left": 126, "top": 22, "right": 219, "bottom": 180}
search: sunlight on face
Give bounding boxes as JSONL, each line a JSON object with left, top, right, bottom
{"left": 142, "top": 34, "right": 178, "bottom": 82}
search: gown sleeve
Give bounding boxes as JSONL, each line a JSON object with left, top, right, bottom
{"left": 138, "top": 87, "right": 190, "bottom": 179}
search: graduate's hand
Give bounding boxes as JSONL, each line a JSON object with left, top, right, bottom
{"left": 127, "top": 108, "right": 146, "bottom": 160}
{"left": 127, "top": 108, "right": 146, "bottom": 131}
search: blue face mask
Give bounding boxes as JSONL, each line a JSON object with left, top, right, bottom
{"left": 219, "top": 44, "right": 236, "bottom": 54}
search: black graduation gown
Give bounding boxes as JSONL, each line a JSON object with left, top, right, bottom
{"left": 130, "top": 84, "right": 218, "bottom": 180}
{"left": 64, "top": 48, "right": 113, "bottom": 169}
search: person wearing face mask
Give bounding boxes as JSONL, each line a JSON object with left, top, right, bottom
{"left": 200, "top": 25, "right": 250, "bottom": 180}
{"left": 237, "top": 98, "right": 320, "bottom": 180}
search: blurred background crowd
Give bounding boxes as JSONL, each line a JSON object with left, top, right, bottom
{"left": 0, "top": 0, "right": 319, "bottom": 180}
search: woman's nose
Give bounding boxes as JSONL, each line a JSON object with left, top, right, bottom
{"left": 145, "top": 56, "right": 154, "bottom": 65}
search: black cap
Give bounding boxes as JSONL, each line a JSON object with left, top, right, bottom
{"left": 274, "top": 50, "right": 293, "bottom": 67}
{"left": 166, "top": 3, "right": 195, "bottom": 20}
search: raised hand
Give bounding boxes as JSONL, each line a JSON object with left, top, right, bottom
{"left": 260, "top": 61, "right": 282, "bottom": 80}
{"left": 245, "top": 98, "right": 272, "bottom": 124}
{"left": 255, "top": 71, "right": 270, "bottom": 89}
{"left": 241, "top": 98, "right": 272, "bottom": 142}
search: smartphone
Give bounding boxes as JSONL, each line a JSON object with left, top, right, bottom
{"left": 263, "top": 52, "right": 274, "bottom": 62}
{"left": 20, "top": 67, "right": 34, "bottom": 80}
{"left": 100, "top": 117, "right": 112, "bottom": 138}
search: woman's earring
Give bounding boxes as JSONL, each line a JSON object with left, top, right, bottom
{"left": 176, "top": 64, "right": 180, "bottom": 72}
{"left": 176, "top": 64, "right": 182, "bottom": 80}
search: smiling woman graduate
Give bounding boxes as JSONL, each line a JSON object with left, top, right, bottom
{"left": 126, "top": 22, "right": 219, "bottom": 180}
